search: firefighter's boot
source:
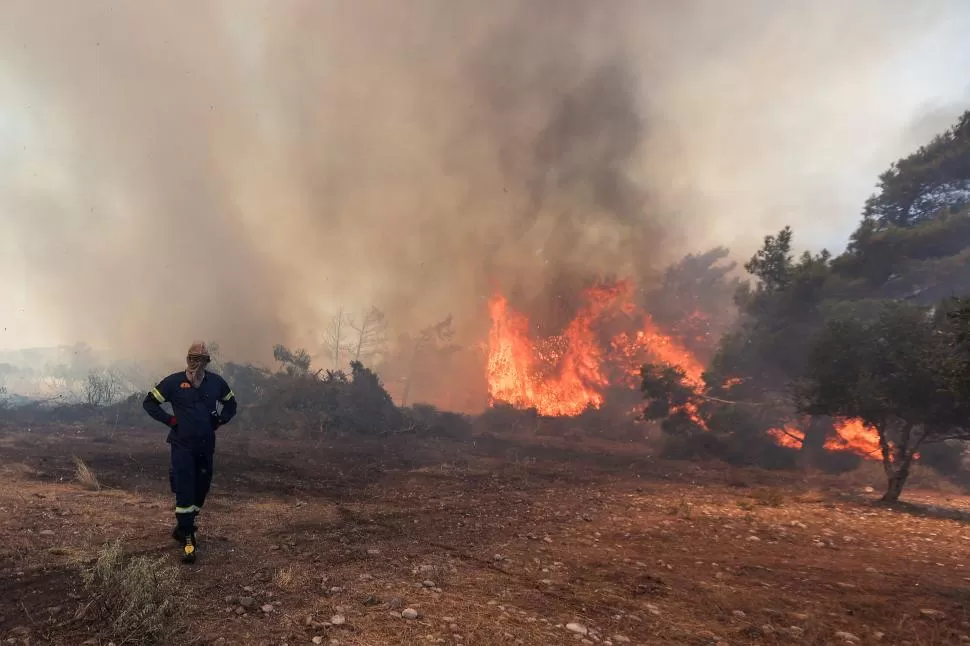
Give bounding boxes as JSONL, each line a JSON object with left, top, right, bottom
{"left": 181, "top": 531, "right": 197, "bottom": 564}
{"left": 172, "top": 524, "right": 198, "bottom": 543}
{"left": 172, "top": 526, "right": 198, "bottom": 564}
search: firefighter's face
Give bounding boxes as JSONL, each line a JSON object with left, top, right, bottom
{"left": 186, "top": 354, "right": 210, "bottom": 371}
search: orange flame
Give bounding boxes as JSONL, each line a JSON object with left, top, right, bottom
{"left": 484, "top": 279, "right": 894, "bottom": 461}
{"left": 765, "top": 418, "right": 895, "bottom": 462}
{"left": 827, "top": 418, "right": 883, "bottom": 459}
{"left": 486, "top": 284, "right": 621, "bottom": 416}
{"left": 611, "top": 316, "right": 706, "bottom": 388}
{"left": 766, "top": 424, "right": 805, "bottom": 450}
{"left": 486, "top": 281, "right": 707, "bottom": 417}
{"left": 486, "top": 280, "right": 713, "bottom": 422}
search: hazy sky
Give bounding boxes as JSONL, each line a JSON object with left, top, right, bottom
{"left": 1, "top": 0, "right": 969, "bottom": 358}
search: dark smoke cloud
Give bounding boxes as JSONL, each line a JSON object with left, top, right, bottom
{"left": 0, "top": 0, "right": 968, "bottom": 372}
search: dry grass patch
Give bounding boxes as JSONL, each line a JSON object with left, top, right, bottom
{"left": 79, "top": 539, "right": 185, "bottom": 645}
{"left": 273, "top": 565, "right": 305, "bottom": 590}
{"left": 73, "top": 456, "right": 101, "bottom": 491}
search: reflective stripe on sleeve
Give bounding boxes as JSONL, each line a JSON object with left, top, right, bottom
{"left": 150, "top": 387, "right": 166, "bottom": 403}
{"left": 221, "top": 390, "right": 234, "bottom": 401}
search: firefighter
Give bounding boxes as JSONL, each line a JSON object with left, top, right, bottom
{"left": 143, "top": 341, "right": 237, "bottom": 563}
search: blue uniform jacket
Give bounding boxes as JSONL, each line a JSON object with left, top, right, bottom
{"left": 143, "top": 371, "right": 237, "bottom": 451}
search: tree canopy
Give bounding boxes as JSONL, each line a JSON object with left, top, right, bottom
{"left": 641, "top": 110, "right": 970, "bottom": 500}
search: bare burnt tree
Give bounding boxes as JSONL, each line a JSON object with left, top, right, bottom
{"left": 85, "top": 370, "right": 121, "bottom": 407}
{"left": 320, "top": 307, "right": 352, "bottom": 370}
{"left": 346, "top": 307, "right": 388, "bottom": 365}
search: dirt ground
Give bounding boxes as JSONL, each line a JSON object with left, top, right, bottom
{"left": 2, "top": 424, "right": 970, "bottom": 646}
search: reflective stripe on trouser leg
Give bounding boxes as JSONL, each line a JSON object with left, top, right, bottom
{"left": 171, "top": 446, "right": 198, "bottom": 534}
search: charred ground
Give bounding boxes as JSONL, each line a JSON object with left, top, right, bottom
{"left": 3, "top": 419, "right": 970, "bottom": 646}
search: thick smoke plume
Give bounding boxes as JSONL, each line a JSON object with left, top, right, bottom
{"left": 1, "top": 0, "right": 968, "bottom": 375}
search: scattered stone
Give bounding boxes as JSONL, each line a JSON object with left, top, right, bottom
{"left": 235, "top": 607, "right": 246, "bottom": 615}
{"left": 261, "top": 604, "right": 275, "bottom": 613}
{"left": 39, "top": 530, "right": 54, "bottom": 537}
{"left": 312, "top": 638, "right": 324, "bottom": 645}
{"left": 388, "top": 598, "right": 405, "bottom": 610}
{"left": 213, "top": 639, "right": 226, "bottom": 646}
{"left": 358, "top": 574, "right": 373, "bottom": 581}
{"left": 873, "top": 632, "right": 885, "bottom": 641}
{"left": 612, "top": 636, "right": 631, "bottom": 644}
{"left": 921, "top": 609, "right": 946, "bottom": 620}
{"left": 788, "top": 626, "right": 804, "bottom": 638}
{"left": 834, "top": 631, "right": 860, "bottom": 643}
{"left": 732, "top": 610, "right": 747, "bottom": 619}
{"left": 330, "top": 615, "right": 346, "bottom": 626}
{"left": 790, "top": 613, "right": 809, "bottom": 622}
{"left": 645, "top": 604, "right": 661, "bottom": 616}
{"left": 367, "top": 548, "right": 381, "bottom": 556}
{"left": 402, "top": 608, "right": 420, "bottom": 620}
{"left": 746, "top": 535, "right": 760, "bottom": 542}
{"left": 565, "top": 623, "right": 589, "bottom": 636}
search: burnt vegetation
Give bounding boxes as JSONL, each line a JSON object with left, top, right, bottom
{"left": 3, "top": 113, "right": 970, "bottom": 508}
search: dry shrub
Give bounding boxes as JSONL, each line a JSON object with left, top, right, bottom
{"left": 79, "top": 539, "right": 184, "bottom": 645}
{"left": 667, "top": 496, "right": 693, "bottom": 518}
{"left": 273, "top": 565, "right": 303, "bottom": 589}
{"left": 73, "top": 456, "right": 101, "bottom": 491}
{"left": 751, "top": 488, "right": 785, "bottom": 507}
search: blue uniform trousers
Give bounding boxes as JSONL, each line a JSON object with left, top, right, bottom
{"left": 169, "top": 445, "right": 214, "bottom": 535}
